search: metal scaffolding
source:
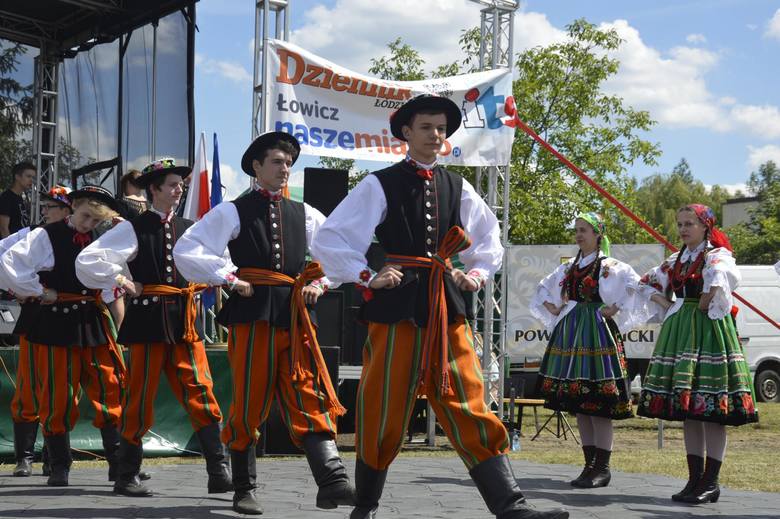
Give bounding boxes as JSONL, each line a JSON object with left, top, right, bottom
{"left": 31, "top": 46, "right": 60, "bottom": 219}
{"left": 470, "top": 0, "right": 517, "bottom": 417}
{"left": 252, "top": 0, "right": 290, "bottom": 140}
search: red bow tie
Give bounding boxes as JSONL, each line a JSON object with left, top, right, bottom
{"left": 72, "top": 231, "right": 92, "bottom": 248}
{"left": 258, "top": 188, "right": 282, "bottom": 202}
{"left": 406, "top": 158, "right": 435, "bottom": 181}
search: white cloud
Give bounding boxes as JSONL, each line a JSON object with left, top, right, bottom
{"left": 602, "top": 20, "right": 729, "bottom": 131}
{"left": 705, "top": 183, "right": 748, "bottom": 195}
{"left": 195, "top": 54, "right": 253, "bottom": 84}
{"left": 747, "top": 144, "right": 780, "bottom": 170}
{"left": 731, "top": 104, "right": 780, "bottom": 139}
{"left": 686, "top": 33, "right": 707, "bottom": 44}
{"left": 217, "top": 163, "right": 251, "bottom": 201}
{"left": 765, "top": 8, "right": 780, "bottom": 40}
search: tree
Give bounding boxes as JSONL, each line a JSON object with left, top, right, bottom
{"left": 634, "top": 157, "right": 736, "bottom": 245}
{"left": 368, "top": 37, "right": 426, "bottom": 81}
{"left": 317, "top": 156, "right": 369, "bottom": 190}
{"left": 0, "top": 41, "right": 33, "bottom": 188}
{"left": 728, "top": 161, "right": 780, "bottom": 264}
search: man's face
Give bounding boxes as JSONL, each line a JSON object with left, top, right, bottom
{"left": 402, "top": 113, "right": 448, "bottom": 159}
{"left": 41, "top": 202, "right": 71, "bottom": 224}
{"left": 70, "top": 205, "right": 105, "bottom": 234}
{"left": 151, "top": 173, "right": 184, "bottom": 208}
{"left": 253, "top": 149, "right": 292, "bottom": 192}
{"left": 16, "top": 169, "right": 35, "bottom": 190}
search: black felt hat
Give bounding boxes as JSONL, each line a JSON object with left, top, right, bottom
{"left": 389, "top": 94, "right": 463, "bottom": 141}
{"left": 136, "top": 157, "right": 192, "bottom": 187}
{"left": 240, "top": 131, "right": 301, "bottom": 176}
{"left": 69, "top": 184, "right": 120, "bottom": 212}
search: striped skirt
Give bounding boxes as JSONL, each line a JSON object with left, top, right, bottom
{"left": 637, "top": 300, "right": 758, "bottom": 426}
{"left": 536, "top": 302, "right": 633, "bottom": 419}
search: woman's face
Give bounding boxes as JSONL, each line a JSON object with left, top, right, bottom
{"left": 677, "top": 209, "right": 707, "bottom": 249}
{"left": 574, "top": 218, "right": 599, "bottom": 254}
{"left": 70, "top": 204, "right": 105, "bottom": 234}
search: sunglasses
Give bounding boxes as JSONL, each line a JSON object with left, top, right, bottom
{"left": 41, "top": 204, "right": 63, "bottom": 210}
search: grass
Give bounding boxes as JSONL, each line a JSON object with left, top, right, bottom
{"left": 8, "top": 404, "right": 778, "bottom": 494}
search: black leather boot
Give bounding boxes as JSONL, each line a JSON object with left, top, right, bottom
{"left": 230, "top": 447, "right": 263, "bottom": 515}
{"left": 672, "top": 454, "right": 704, "bottom": 502}
{"left": 12, "top": 421, "right": 38, "bottom": 477}
{"left": 349, "top": 459, "right": 387, "bottom": 519}
{"left": 100, "top": 425, "right": 121, "bottom": 482}
{"left": 196, "top": 423, "right": 233, "bottom": 493}
{"left": 46, "top": 433, "right": 72, "bottom": 487}
{"left": 303, "top": 432, "right": 355, "bottom": 509}
{"left": 469, "top": 454, "right": 569, "bottom": 519}
{"left": 41, "top": 436, "right": 51, "bottom": 476}
{"left": 569, "top": 445, "right": 595, "bottom": 487}
{"left": 578, "top": 448, "right": 611, "bottom": 488}
{"left": 682, "top": 457, "right": 721, "bottom": 504}
{"left": 113, "top": 438, "right": 153, "bottom": 497}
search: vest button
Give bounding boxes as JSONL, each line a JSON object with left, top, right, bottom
{"left": 81, "top": 289, "right": 87, "bottom": 295}
{"left": 275, "top": 264, "right": 281, "bottom": 270}
{"left": 426, "top": 238, "right": 433, "bottom": 245}
{"left": 63, "top": 308, "right": 69, "bottom": 314}
{"left": 166, "top": 276, "right": 173, "bottom": 283}
{"left": 133, "top": 299, "right": 138, "bottom": 305}
{"left": 52, "top": 306, "right": 58, "bottom": 312}
{"left": 166, "top": 266, "right": 173, "bottom": 272}
{"left": 272, "top": 223, "right": 278, "bottom": 229}
{"left": 72, "top": 304, "right": 78, "bottom": 310}
{"left": 425, "top": 201, "right": 431, "bottom": 208}
{"left": 166, "top": 254, "right": 172, "bottom": 261}
{"left": 142, "top": 299, "right": 149, "bottom": 305}
{"left": 152, "top": 296, "right": 159, "bottom": 302}
{"left": 165, "top": 233, "right": 172, "bottom": 239}
{"left": 166, "top": 243, "right": 172, "bottom": 250}
{"left": 275, "top": 253, "right": 281, "bottom": 259}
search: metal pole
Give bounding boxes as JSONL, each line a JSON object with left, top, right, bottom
{"left": 261, "top": 0, "right": 271, "bottom": 134}
{"left": 151, "top": 20, "right": 158, "bottom": 161}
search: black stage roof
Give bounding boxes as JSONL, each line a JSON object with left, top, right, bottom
{"left": 0, "top": 1, "right": 195, "bottom": 55}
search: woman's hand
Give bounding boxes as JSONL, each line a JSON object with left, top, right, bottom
{"left": 543, "top": 301, "right": 561, "bottom": 316}
{"left": 650, "top": 293, "right": 672, "bottom": 311}
{"left": 600, "top": 304, "right": 619, "bottom": 319}
{"left": 699, "top": 287, "right": 719, "bottom": 312}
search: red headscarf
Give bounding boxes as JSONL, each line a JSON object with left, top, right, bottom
{"left": 684, "top": 204, "right": 733, "bottom": 251}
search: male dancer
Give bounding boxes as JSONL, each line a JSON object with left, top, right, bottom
{"left": 5, "top": 186, "right": 71, "bottom": 477}
{"left": 312, "top": 95, "right": 569, "bottom": 519}
{"left": 174, "top": 132, "right": 353, "bottom": 515}
{"left": 76, "top": 159, "right": 231, "bottom": 497}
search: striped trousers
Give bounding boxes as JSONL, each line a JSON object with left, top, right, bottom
{"left": 221, "top": 321, "right": 337, "bottom": 451}
{"left": 10, "top": 335, "right": 38, "bottom": 424}
{"left": 33, "top": 343, "right": 123, "bottom": 436}
{"left": 356, "top": 318, "right": 509, "bottom": 470}
{"left": 120, "top": 341, "right": 223, "bottom": 445}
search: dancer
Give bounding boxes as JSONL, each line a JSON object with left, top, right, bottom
{"left": 637, "top": 204, "right": 758, "bottom": 503}
{"left": 174, "top": 132, "right": 354, "bottom": 515}
{"left": 75, "top": 158, "right": 231, "bottom": 497}
{"left": 530, "top": 213, "right": 648, "bottom": 488}
{"left": 312, "top": 94, "right": 568, "bottom": 519}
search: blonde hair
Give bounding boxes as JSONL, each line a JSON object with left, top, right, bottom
{"left": 71, "top": 197, "right": 118, "bottom": 220}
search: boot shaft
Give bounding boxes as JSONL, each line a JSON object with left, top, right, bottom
{"left": 469, "top": 454, "right": 526, "bottom": 516}
{"left": 13, "top": 421, "right": 39, "bottom": 461}
{"left": 303, "top": 433, "right": 349, "bottom": 487}
{"left": 354, "top": 459, "right": 387, "bottom": 509}
{"left": 230, "top": 447, "right": 258, "bottom": 492}
{"left": 196, "top": 423, "right": 229, "bottom": 475}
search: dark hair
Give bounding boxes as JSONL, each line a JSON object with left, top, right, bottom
{"left": 259, "top": 140, "right": 299, "bottom": 165}
{"left": 144, "top": 174, "right": 169, "bottom": 201}
{"left": 11, "top": 162, "right": 35, "bottom": 178}
{"left": 407, "top": 108, "right": 447, "bottom": 129}
{"left": 120, "top": 170, "right": 142, "bottom": 195}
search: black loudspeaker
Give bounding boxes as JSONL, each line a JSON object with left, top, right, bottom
{"left": 260, "top": 345, "right": 341, "bottom": 455}
{"left": 303, "top": 167, "right": 349, "bottom": 216}
{"left": 314, "top": 290, "right": 344, "bottom": 348}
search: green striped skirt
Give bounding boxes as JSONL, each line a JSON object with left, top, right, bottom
{"left": 637, "top": 300, "right": 758, "bottom": 426}
{"left": 536, "top": 302, "right": 633, "bottom": 419}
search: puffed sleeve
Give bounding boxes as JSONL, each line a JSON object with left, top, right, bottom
{"left": 0, "top": 227, "right": 55, "bottom": 297}
{"left": 598, "top": 258, "right": 652, "bottom": 333}
{"left": 0, "top": 226, "right": 31, "bottom": 256}
{"left": 310, "top": 175, "right": 387, "bottom": 285}
{"left": 635, "top": 252, "right": 677, "bottom": 321}
{"left": 75, "top": 220, "right": 137, "bottom": 292}
{"left": 703, "top": 247, "right": 740, "bottom": 320}
{"left": 529, "top": 261, "right": 573, "bottom": 331}
{"left": 173, "top": 202, "right": 240, "bottom": 286}
{"left": 304, "top": 202, "right": 333, "bottom": 290}
{"left": 458, "top": 179, "right": 503, "bottom": 282}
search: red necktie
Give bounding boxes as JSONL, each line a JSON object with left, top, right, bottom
{"left": 258, "top": 188, "right": 282, "bottom": 201}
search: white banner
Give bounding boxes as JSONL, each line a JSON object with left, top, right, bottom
{"left": 267, "top": 39, "right": 517, "bottom": 167}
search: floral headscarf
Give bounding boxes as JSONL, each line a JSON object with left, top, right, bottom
{"left": 682, "top": 204, "right": 732, "bottom": 251}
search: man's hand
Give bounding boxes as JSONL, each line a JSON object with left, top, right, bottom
{"left": 40, "top": 287, "right": 57, "bottom": 305}
{"left": 368, "top": 264, "right": 403, "bottom": 289}
{"left": 451, "top": 269, "right": 480, "bottom": 292}
{"left": 302, "top": 285, "right": 323, "bottom": 305}
{"left": 600, "top": 304, "right": 619, "bottom": 319}
{"left": 233, "top": 279, "right": 254, "bottom": 297}
{"left": 122, "top": 279, "right": 144, "bottom": 298}
{"left": 543, "top": 301, "right": 561, "bottom": 316}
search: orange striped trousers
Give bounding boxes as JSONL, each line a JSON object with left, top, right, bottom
{"left": 356, "top": 318, "right": 509, "bottom": 470}
{"left": 10, "top": 335, "right": 38, "bottom": 424}
{"left": 221, "top": 321, "right": 337, "bottom": 451}
{"left": 34, "top": 343, "right": 123, "bottom": 436}
{"left": 120, "top": 341, "right": 222, "bottom": 445}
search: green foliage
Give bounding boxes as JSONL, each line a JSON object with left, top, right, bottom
{"left": 0, "top": 42, "right": 33, "bottom": 188}
{"left": 368, "top": 37, "right": 426, "bottom": 81}
{"left": 317, "top": 156, "right": 369, "bottom": 190}
{"left": 634, "top": 158, "right": 735, "bottom": 245}
{"left": 728, "top": 161, "right": 780, "bottom": 264}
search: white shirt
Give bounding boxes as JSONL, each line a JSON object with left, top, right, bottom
{"left": 173, "top": 199, "right": 328, "bottom": 286}
{"left": 0, "top": 223, "right": 113, "bottom": 302}
{"left": 310, "top": 173, "right": 503, "bottom": 285}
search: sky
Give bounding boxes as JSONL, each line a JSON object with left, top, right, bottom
{"left": 191, "top": 0, "right": 780, "bottom": 200}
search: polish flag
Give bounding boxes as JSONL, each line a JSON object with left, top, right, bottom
{"left": 182, "top": 132, "right": 210, "bottom": 220}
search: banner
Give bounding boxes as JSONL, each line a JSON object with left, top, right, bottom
{"left": 267, "top": 39, "right": 517, "bottom": 167}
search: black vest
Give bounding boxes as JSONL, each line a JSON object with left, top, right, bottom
{"left": 27, "top": 221, "right": 109, "bottom": 347}
{"left": 360, "top": 161, "right": 470, "bottom": 326}
{"left": 217, "top": 190, "right": 308, "bottom": 328}
{"left": 565, "top": 258, "right": 604, "bottom": 303}
{"left": 119, "top": 211, "right": 202, "bottom": 344}
{"left": 672, "top": 250, "right": 708, "bottom": 299}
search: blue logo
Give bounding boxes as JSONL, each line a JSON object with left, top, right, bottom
{"left": 453, "top": 147, "right": 461, "bottom": 157}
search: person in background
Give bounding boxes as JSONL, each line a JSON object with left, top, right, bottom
{"left": 116, "top": 170, "right": 149, "bottom": 220}
{"left": 0, "top": 162, "right": 35, "bottom": 238}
